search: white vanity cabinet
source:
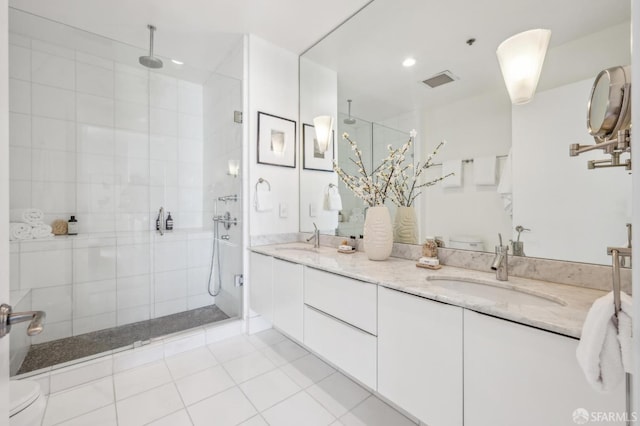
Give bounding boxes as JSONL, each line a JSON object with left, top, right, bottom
{"left": 303, "top": 267, "right": 378, "bottom": 389}
{"left": 377, "top": 287, "right": 463, "bottom": 426}
{"left": 272, "top": 258, "right": 304, "bottom": 342}
{"left": 249, "top": 252, "right": 273, "bottom": 323}
{"left": 464, "top": 310, "right": 626, "bottom": 426}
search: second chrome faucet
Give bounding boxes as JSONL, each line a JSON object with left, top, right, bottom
{"left": 306, "top": 222, "right": 320, "bottom": 248}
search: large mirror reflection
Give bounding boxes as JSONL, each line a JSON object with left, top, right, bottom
{"left": 299, "top": 0, "right": 631, "bottom": 265}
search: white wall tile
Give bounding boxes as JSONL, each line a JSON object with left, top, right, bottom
{"left": 179, "top": 188, "right": 203, "bottom": 212}
{"left": 10, "top": 147, "right": 31, "bottom": 180}
{"left": 188, "top": 239, "right": 212, "bottom": 268}
{"left": 115, "top": 213, "right": 150, "bottom": 233}
{"left": 75, "top": 51, "right": 114, "bottom": 70}
{"left": 73, "top": 246, "right": 116, "bottom": 283}
{"left": 115, "top": 130, "right": 148, "bottom": 159}
{"left": 150, "top": 135, "right": 178, "bottom": 161}
{"left": 150, "top": 73, "right": 177, "bottom": 110}
{"left": 31, "top": 320, "right": 72, "bottom": 344}
{"left": 175, "top": 212, "right": 202, "bottom": 229}
{"left": 117, "top": 274, "right": 151, "bottom": 308}
{"left": 115, "top": 158, "right": 149, "bottom": 186}
{"left": 20, "top": 248, "right": 72, "bottom": 288}
{"left": 117, "top": 305, "right": 150, "bottom": 326}
{"left": 117, "top": 245, "right": 151, "bottom": 277}
{"left": 115, "top": 65, "right": 148, "bottom": 104}
{"left": 32, "top": 117, "right": 75, "bottom": 151}
{"left": 9, "top": 78, "right": 31, "bottom": 113}
{"left": 31, "top": 40, "right": 74, "bottom": 59}
{"left": 178, "top": 162, "right": 203, "bottom": 188}
{"left": 154, "top": 240, "right": 187, "bottom": 272}
{"left": 150, "top": 160, "right": 178, "bottom": 187}
{"left": 77, "top": 124, "right": 114, "bottom": 156}
{"left": 31, "top": 50, "right": 75, "bottom": 90}
{"left": 115, "top": 184, "right": 149, "bottom": 212}
{"left": 115, "top": 101, "right": 148, "bottom": 132}
{"left": 154, "top": 298, "right": 187, "bottom": 318}
{"left": 32, "top": 84, "right": 75, "bottom": 120}
{"left": 32, "top": 149, "right": 76, "bottom": 182}
{"left": 9, "top": 112, "right": 31, "bottom": 147}
{"left": 31, "top": 285, "right": 72, "bottom": 322}
{"left": 77, "top": 183, "right": 115, "bottom": 213}
{"left": 76, "top": 62, "right": 114, "bottom": 98}
{"left": 9, "top": 44, "right": 31, "bottom": 80}
{"left": 178, "top": 80, "right": 203, "bottom": 115}
{"left": 73, "top": 311, "right": 116, "bottom": 335}
{"left": 188, "top": 293, "right": 215, "bottom": 310}
{"left": 72, "top": 236, "right": 117, "bottom": 249}
{"left": 10, "top": 252, "right": 20, "bottom": 291}
{"left": 154, "top": 269, "right": 188, "bottom": 302}
{"left": 31, "top": 182, "right": 76, "bottom": 213}
{"left": 79, "top": 213, "right": 116, "bottom": 234}
{"left": 151, "top": 107, "right": 178, "bottom": 137}
{"left": 10, "top": 180, "right": 31, "bottom": 209}
{"left": 77, "top": 93, "right": 114, "bottom": 127}
{"left": 77, "top": 153, "right": 114, "bottom": 184}
{"left": 20, "top": 239, "right": 72, "bottom": 252}
{"left": 178, "top": 113, "right": 203, "bottom": 140}
{"left": 177, "top": 138, "right": 203, "bottom": 163}
{"left": 187, "top": 267, "right": 210, "bottom": 296}
{"left": 9, "top": 33, "right": 30, "bottom": 48}
{"left": 74, "top": 279, "right": 117, "bottom": 317}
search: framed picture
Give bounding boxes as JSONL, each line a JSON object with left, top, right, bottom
{"left": 257, "top": 112, "right": 297, "bottom": 168}
{"left": 302, "top": 123, "right": 335, "bottom": 172}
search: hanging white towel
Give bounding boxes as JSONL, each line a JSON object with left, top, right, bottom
{"left": 10, "top": 222, "right": 32, "bottom": 241}
{"left": 254, "top": 188, "right": 273, "bottom": 212}
{"left": 31, "top": 224, "right": 54, "bottom": 239}
{"left": 325, "top": 185, "right": 343, "bottom": 211}
{"left": 497, "top": 149, "right": 513, "bottom": 216}
{"left": 441, "top": 160, "right": 462, "bottom": 188}
{"left": 10, "top": 208, "right": 44, "bottom": 226}
{"left": 576, "top": 291, "right": 634, "bottom": 392}
{"left": 474, "top": 156, "right": 497, "bottom": 185}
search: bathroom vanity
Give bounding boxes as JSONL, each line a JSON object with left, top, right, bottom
{"left": 249, "top": 243, "right": 626, "bottom": 426}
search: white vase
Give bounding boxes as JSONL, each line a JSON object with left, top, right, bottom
{"left": 363, "top": 205, "right": 394, "bottom": 261}
{"left": 393, "top": 206, "right": 418, "bottom": 244}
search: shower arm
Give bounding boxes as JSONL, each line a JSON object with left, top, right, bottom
{"left": 148, "top": 25, "right": 156, "bottom": 57}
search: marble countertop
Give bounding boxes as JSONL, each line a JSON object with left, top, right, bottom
{"left": 251, "top": 242, "right": 607, "bottom": 339}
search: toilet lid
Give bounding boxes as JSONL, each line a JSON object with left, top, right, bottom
{"left": 10, "top": 380, "right": 41, "bottom": 417}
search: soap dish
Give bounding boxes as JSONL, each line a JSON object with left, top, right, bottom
{"left": 416, "top": 263, "right": 441, "bottom": 270}
{"left": 338, "top": 248, "right": 356, "bottom": 254}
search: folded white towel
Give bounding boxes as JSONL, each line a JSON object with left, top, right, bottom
{"left": 325, "top": 185, "right": 343, "bottom": 211}
{"left": 497, "top": 149, "right": 513, "bottom": 216}
{"left": 10, "top": 208, "right": 44, "bottom": 226}
{"left": 31, "top": 224, "right": 54, "bottom": 239}
{"left": 10, "top": 222, "right": 32, "bottom": 241}
{"left": 255, "top": 189, "right": 273, "bottom": 212}
{"left": 418, "top": 257, "right": 439, "bottom": 266}
{"left": 474, "top": 156, "right": 497, "bottom": 185}
{"left": 576, "top": 291, "right": 633, "bottom": 392}
{"left": 442, "top": 160, "right": 462, "bottom": 188}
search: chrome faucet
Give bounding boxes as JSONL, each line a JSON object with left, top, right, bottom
{"left": 491, "top": 233, "right": 509, "bottom": 281}
{"left": 306, "top": 223, "right": 320, "bottom": 248}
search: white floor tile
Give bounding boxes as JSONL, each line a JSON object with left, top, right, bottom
{"left": 187, "top": 387, "right": 257, "bottom": 426}
{"left": 330, "top": 421, "right": 346, "bottom": 426}
{"left": 116, "top": 382, "right": 184, "bottom": 426}
{"left": 247, "top": 328, "right": 287, "bottom": 349}
{"left": 146, "top": 409, "right": 193, "bottom": 426}
{"left": 261, "top": 339, "right": 308, "bottom": 366}
{"left": 165, "top": 346, "right": 218, "bottom": 379}
{"left": 208, "top": 335, "right": 258, "bottom": 363}
{"left": 42, "top": 377, "right": 114, "bottom": 426}
{"left": 280, "top": 353, "right": 336, "bottom": 388}
{"left": 222, "top": 351, "right": 277, "bottom": 384}
{"left": 307, "top": 372, "right": 370, "bottom": 418}
{"left": 239, "top": 369, "right": 301, "bottom": 411}
{"left": 175, "top": 365, "right": 235, "bottom": 406}
{"left": 339, "top": 396, "right": 416, "bottom": 426}
{"left": 55, "top": 404, "right": 117, "bottom": 426}
{"left": 114, "top": 360, "right": 173, "bottom": 400}
{"left": 262, "top": 391, "right": 335, "bottom": 426}
{"left": 238, "top": 415, "right": 269, "bottom": 426}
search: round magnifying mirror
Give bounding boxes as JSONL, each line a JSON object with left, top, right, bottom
{"left": 587, "top": 65, "right": 631, "bottom": 142}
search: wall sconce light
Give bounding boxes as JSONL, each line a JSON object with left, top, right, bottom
{"left": 313, "top": 115, "right": 333, "bottom": 153}
{"left": 227, "top": 159, "right": 240, "bottom": 177}
{"left": 496, "top": 29, "right": 551, "bottom": 105}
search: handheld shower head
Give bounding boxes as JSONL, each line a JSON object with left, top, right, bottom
{"left": 139, "top": 25, "right": 163, "bottom": 69}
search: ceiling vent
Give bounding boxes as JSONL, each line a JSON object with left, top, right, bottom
{"left": 422, "top": 70, "right": 458, "bottom": 88}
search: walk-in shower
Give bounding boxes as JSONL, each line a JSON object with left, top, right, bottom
{"left": 7, "top": 9, "right": 244, "bottom": 375}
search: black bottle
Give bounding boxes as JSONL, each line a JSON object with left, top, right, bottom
{"left": 155, "top": 214, "right": 160, "bottom": 231}
{"left": 166, "top": 212, "right": 174, "bottom": 231}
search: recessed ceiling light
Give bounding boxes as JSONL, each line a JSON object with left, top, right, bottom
{"left": 171, "top": 59, "right": 184, "bottom": 65}
{"left": 402, "top": 57, "right": 416, "bottom": 67}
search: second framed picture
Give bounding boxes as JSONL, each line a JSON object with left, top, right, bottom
{"left": 303, "top": 123, "right": 335, "bottom": 172}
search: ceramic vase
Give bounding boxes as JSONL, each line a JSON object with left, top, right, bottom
{"left": 363, "top": 205, "right": 394, "bottom": 261}
{"left": 393, "top": 206, "right": 418, "bottom": 244}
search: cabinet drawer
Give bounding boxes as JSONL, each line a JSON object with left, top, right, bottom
{"left": 304, "top": 305, "right": 377, "bottom": 390}
{"left": 273, "top": 258, "right": 304, "bottom": 342}
{"left": 304, "top": 267, "right": 377, "bottom": 334}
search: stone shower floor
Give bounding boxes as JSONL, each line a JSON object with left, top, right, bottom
{"left": 17, "top": 305, "right": 230, "bottom": 374}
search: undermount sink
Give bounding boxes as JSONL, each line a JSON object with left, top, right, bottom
{"left": 426, "top": 276, "right": 566, "bottom": 307}
{"left": 274, "top": 245, "right": 318, "bottom": 253}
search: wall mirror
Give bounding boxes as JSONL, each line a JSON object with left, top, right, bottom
{"left": 299, "top": 0, "right": 631, "bottom": 265}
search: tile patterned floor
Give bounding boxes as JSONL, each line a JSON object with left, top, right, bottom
{"left": 37, "top": 329, "right": 418, "bottom": 426}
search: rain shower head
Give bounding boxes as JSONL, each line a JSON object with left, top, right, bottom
{"left": 139, "top": 25, "right": 163, "bottom": 69}
{"left": 344, "top": 99, "right": 356, "bottom": 125}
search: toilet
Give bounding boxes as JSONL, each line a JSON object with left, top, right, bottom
{"left": 449, "top": 235, "right": 485, "bottom": 252}
{"left": 10, "top": 380, "right": 46, "bottom": 426}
